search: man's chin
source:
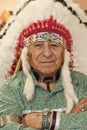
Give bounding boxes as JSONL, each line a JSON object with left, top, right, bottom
{"left": 40, "top": 71, "right": 57, "bottom": 77}
{"left": 33, "top": 66, "right": 58, "bottom": 77}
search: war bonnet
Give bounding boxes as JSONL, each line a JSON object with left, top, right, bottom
{"left": 0, "top": 0, "right": 87, "bottom": 113}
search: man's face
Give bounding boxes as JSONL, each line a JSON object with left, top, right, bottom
{"left": 28, "top": 41, "right": 65, "bottom": 77}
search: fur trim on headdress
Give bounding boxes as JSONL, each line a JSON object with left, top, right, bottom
{"left": 61, "top": 50, "right": 78, "bottom": 113}
{"left": 21, "top": 47, "right": 34, "bottom": 100}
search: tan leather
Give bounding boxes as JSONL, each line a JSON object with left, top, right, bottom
{"left": 0, "top": 114, "right": 21, "bottom": 127}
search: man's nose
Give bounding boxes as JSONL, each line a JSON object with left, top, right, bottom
{"left": 42, "top": 45, "right": 52, "bottom": 57}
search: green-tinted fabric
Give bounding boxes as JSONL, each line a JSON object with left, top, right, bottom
{"left": 0, "top": 70, "right": 87, "bottom": 130}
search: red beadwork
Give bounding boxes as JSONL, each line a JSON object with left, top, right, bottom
{"left": 13, "top": 59, "right": 18, "bottom": 63}
{"left": 11, "top": 65, "right": 16, "bottom": 69}
{"left": 18, "top": 16, "right": 72, "bottom": 51}
{"left": 22, "top": 29, "right": 29, "bottom": 37}
{"left": 15, "top": 46, "right": 22, "bottom": 51}
{"left": 9, "top": 70, "right": 14, "bottom": 75}
{"left": 14, "top": 53, "right": 21, "bottom": 58}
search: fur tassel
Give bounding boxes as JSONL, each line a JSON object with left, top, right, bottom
{"left": 61, "top": 50, "right": 78, "bottom": 113}
{"left": 21, "top": 47, "right": 35, "bottom": 100}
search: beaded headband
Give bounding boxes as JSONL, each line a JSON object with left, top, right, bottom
{"left": 24, "top": 32, "right": 66, "bottom": 47}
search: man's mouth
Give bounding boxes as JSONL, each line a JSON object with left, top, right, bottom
{"left": 40, "top": 60, "right": 55, "bottom": 63}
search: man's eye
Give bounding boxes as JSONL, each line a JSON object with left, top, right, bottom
{"left": 50, "top": 44, "right": 59, "bottom": 47}
{"left": 34, "top": 44, "right": 43, "bottom": 47}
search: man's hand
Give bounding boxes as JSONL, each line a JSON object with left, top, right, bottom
{"left": 22, "top": 112, "right": 42, "bottom": 128}
{"left": 70, "top": 98, "right": 87, "bottom": 113}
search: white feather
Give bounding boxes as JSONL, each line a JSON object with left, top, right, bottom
{"left": 21, "top": 47, "right": 34, "bottom": 100}
{"left": 62, "top": 50, "right": 78, "bottom": 113}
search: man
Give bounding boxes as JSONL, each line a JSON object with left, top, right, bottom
{"left": 0, "top": 0, "right": 87, "bottom": 130}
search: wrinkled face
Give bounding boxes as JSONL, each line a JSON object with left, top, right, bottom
{"left": 28, "top": 41, "right": 65, "bottom": 77}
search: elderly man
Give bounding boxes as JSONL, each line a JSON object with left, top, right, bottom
{"left": 0, "top": 0, "right": 87, "bottom": 130}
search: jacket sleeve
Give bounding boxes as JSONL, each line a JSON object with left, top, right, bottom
{"left": 58, "top": 112, "right": 87, "bottom": 130}
{"left": 58, "top": 73, "right": 87, "bottom": 130}
{"left": 0, "top": 77, "right": 38, "bottom": 130}
{"left": 0, "top": 123, "right": 38, "bottom": 130}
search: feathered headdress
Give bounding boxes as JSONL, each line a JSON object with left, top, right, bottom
{"left": 0, "top": 0, "right": 87, "bottom": 113}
